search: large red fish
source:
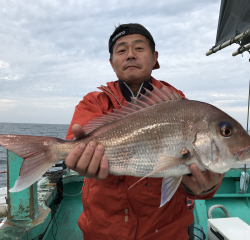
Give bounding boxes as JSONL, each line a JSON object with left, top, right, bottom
{"left": 1, "top": 83, "right": 250, "bottom": 207}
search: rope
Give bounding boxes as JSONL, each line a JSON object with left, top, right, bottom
{"left": 57, "top": 177, "right": 86, "bottom": 197}
{"left": 237, "top": 45, "right": 247, "bottom": 54}
{"left": 208, "top": 205, "right": 230, "bottom": 219}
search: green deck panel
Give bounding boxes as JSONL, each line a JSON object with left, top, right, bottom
{"left": 0, "top": 164, "right": 84, "bottom": 240}
{"left": 42, "top": 181, "right": 84, "bottom": 240}
{"left": 0, "top": 204, "right": 51, "bottom": 240}
{"left": 7, "top": 151, "right": 39, "bottom": 221}
{"left": 193, "top": 169, "right": 250, "bottom": 239}
{"left": 0, "top": 151, "right": 51, "bottom": 240}
{"left": 193, "top": 200, "right": 208, "bottom": 237}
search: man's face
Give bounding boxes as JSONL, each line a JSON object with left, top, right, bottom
{"left": 109, "top": 34, "right": 158, "bottom": 85}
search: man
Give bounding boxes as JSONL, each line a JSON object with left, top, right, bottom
{"left": 65, "top": 23, "right": 224, "bottom": 240}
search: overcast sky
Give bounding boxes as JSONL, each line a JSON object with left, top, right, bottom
{"left": 0, "top": 0, "right": 249, "bottom": 129}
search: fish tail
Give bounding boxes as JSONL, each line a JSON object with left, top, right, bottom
{"left": 0, "top": 135, "right": 66, "bottom": 192}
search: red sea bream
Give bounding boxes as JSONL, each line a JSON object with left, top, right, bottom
{"left": 1, "top": 83, "right": 250, "bottom": 207}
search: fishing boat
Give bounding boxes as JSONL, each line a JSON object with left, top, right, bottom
{"left": 1, "top": 0, "right": 250, "bottom": 239}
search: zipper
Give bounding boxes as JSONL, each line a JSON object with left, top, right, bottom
{"left": 100, "top": 82, "right": 144, "bottom": 106}
{"left": 123, "top": 82, "right": 135, "bottom": 98}
{"left": 122, "top": 82, "right": 144, "bottom": 99}
{"left": 136, "top": 83, "right": 144, "bottom": 98}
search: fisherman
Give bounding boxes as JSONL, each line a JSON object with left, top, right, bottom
{"left": 65, "top": 23, "right": 224, "bottom": 240}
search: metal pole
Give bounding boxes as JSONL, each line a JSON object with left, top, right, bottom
{"left": 206, "top": 28, "right": 250, "bottom": 56}
{"left": 247, "top": 79, "right": 250, "bottom": 134}
{"left": 245, "top": 79, "right": 250, "bottom": 173}
{"left": 232, "top": 43, "right": 250, "bottom": 56}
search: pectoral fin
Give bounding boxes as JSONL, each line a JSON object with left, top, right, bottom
{"left": 128, "top": 155, "right": 183, "bottom": 190}
{"left": 160, "top": 176, "right": 183, "bottom": 207}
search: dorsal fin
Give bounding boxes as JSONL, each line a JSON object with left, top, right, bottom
{"left": 130, "top": 98, "right": 149, "bottom": 108}
{"left": 158, "top": 83, "right": 181, "bottom": 100}
{"left": 82, "top": 83, "right": 182, "bottom": 135}
{"left": 127, "top": 101, "right": 143, "bottom": 110}
{"left": 144, "top": 88, "right": 164, "bottom": 103}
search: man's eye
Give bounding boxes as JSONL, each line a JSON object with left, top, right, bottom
{"left": 136, "top": 47, "right": 143, "bottom": 50}
{"left": 118, "top": 49, "right": 125, "bottom": 53}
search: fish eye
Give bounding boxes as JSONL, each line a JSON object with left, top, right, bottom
{"left": 219, "top": 122, "right": 233, "bottom": 137}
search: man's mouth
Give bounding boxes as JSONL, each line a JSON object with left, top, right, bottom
{"left": 125, "top": 65, "right": 139, "bottom": 69}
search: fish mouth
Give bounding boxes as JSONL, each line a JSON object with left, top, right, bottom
{"left": 235, "top": 146, "right": 250, "bottom": 162}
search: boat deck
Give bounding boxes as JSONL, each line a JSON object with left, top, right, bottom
{"left": 41, "top": 174, "right": 84, "bottom": 240}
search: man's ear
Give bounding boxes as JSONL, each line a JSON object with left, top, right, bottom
{"left": 153, "top": 51, "right": 158, "bottom": 66}
{"left": 109, "top": 58, "right": 115, "bottom": 72}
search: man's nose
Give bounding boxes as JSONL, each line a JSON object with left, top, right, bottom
{"left": 126, "top": 48, "right": 136, "bottom": 61}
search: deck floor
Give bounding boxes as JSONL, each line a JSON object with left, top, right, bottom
{"left": 42, "top": 181, "right": 83, "bottom": 240}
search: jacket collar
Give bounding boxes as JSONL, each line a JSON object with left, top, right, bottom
{"left": 118, "top": 78, "right": 153, "bottom": 102}
{"left": 97, "top": 77, "right": 181, "bottom": 109}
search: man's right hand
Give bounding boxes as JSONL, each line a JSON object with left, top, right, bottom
{"left": 65, "top": 124, "right": 109, "bottom": 179}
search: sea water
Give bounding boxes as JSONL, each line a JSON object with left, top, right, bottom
{"left": 0, "top": 122, "right": 69, "bottom": 188}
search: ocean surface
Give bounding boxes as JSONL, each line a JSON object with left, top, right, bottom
{"left": 0, "top": 122, "right": 69, "bottom": 188}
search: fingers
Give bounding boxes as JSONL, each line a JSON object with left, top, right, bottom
{"left": 189, "top": 164, "right": 208, "bottom": 190}
{"left": 207, "top": 170, "right": 225, "bottom": 183}
{"left": 65, "top": 141, "right": 108, "bottom": 180}
{"left": 65, "top": 143, "right": 86, "bottom": 171}
{"left": 182, "top": 164, "right": 224, "bottom": 195}
{"left": 76, "top": 141, "right": 98, "bottom": 175}
{"left": 182, "top": 175, "right": 203, "bottom": 195}
{"left": 72, "top": 124, "right": 86, "bottom": 139}
{"left": 97, "top": 156, "right": 109, "bottom": 179}
{"left": 77, "top": 142, "right": 104, "bottom": 178}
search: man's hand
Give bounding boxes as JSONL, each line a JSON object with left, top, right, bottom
{"left": 65, "top": 124, "right": 109, "bottom": 179}
{"left": 182, "top": 164, "right": 225, "bottom": 195}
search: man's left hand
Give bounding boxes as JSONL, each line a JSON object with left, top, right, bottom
{"left": 181, "top": 164, "right": 225, "bottom": 195}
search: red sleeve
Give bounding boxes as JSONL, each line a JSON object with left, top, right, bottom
{"left": 65, "top": 91, "right": 112, "bottom": 140}
{"left": 178, "top": 180, "right": 222, "bottom": 200}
